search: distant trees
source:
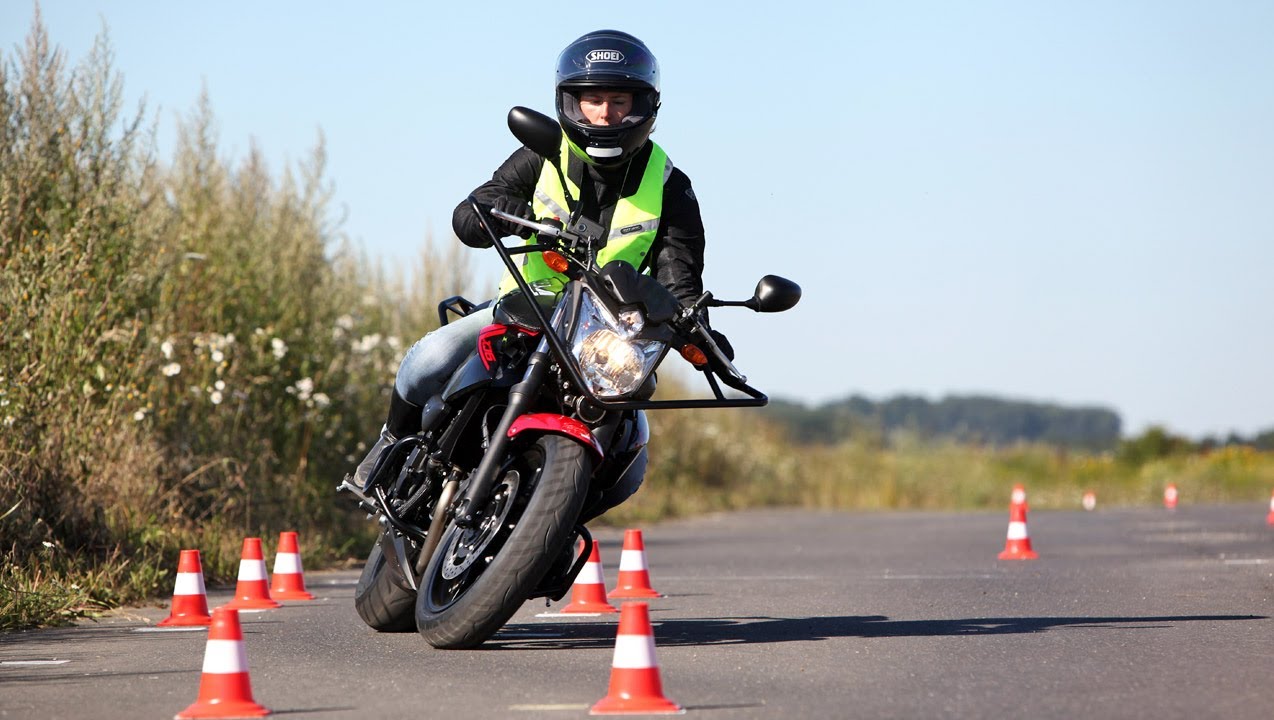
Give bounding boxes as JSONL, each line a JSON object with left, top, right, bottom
{"left": 766, "top": 394, "right": 1122, "bottom": 450}
{"left": 767, "top": 394, "right": 1274, "bottom": 453}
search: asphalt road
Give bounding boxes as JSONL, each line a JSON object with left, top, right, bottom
{"left": 2, "top": 504, "right": 1272, "bottom": 719}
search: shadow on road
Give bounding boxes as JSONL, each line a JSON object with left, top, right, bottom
{"left": 487, "top": 613, "right": 1267, "bottom": 650}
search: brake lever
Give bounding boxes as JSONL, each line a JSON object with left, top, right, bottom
{"left": 688, "top": 316, "right": 747, "bottom": 384}
{"left": 489, "top": 207, "right": 572, "bottom": 240}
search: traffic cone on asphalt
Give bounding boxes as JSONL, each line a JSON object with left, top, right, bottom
{"left": 1164, "top": 483, "right": 1179, "bottom": 510}
{"left": 176, "top": 607, "right": 271, "bottom": 718}
{"left": 1266, "top": 490, "right": 1274, "bottom": 526}
{"left": 269, "top": 531, "right": 315, "bottom": 601}
{"left": 1081, "top": 490, "right": 1097, "bottom": 512}
{"left": 221, "top": 538, "right": 281, "bottom": 610}
{"left": 561, "top": 540, "right": 618, "bottom": 614}
{"left": 998, "top": 486, "right": 1038, "bottom": 560}
{"left": 590, "top": 602, "right": 683, "bottom": 715}
{"left": 158, "top": 549, "right": 212, "bottom": 627}
{"left": 609, "top": 529, "right": 664, "bottom": 599}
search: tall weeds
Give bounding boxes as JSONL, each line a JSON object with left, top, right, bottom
{"left": 0, "top": 14, "right": 474, "bottom": 629}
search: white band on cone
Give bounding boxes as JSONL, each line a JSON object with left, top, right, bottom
{"left": 611, "top": 634, "right": 658, "bottom": 669}
{"left": 174, "top": 572, "right": 206, "bottom": 596}
{"left": 273, "top": 553, "right": 302, "bottom": 574}
{"left": 618, "top": 550, "right": 647, "bottom": 572}
{"left": 201, "top": 639, "right": 249, "bottom": 674}
{"left": 1006, "top": 521, "right": 1029, "bottom": 540}
{"left": 238, "top": 559, "right": 267, "bottom": 581}
{"left": 578, "top": 561, "right": 604, "bottom": 584}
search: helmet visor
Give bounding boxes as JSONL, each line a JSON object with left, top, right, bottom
{"left": 559, "top": 88, "right": 656, "bottom": 128}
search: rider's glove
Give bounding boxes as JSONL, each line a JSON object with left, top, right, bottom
{"left": 490, "top": 196, "right": 535, "bottom": 239}
{"left": 709, "top": 329, "right": 735, "bottom": 361}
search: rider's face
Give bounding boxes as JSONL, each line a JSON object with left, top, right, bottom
{"left": 578, "top": 91, "right": 633, "bottom": 126}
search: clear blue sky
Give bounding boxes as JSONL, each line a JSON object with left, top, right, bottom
{"left": 6, "top": 1, "right": 1272, "bottom": 439}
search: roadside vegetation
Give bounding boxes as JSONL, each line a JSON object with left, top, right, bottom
{"left": 4, "top": 15, "right": 1272, "bottom": 631}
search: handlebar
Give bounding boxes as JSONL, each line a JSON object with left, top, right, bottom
{"left": 478, "top": 197, "right": 767, "bottom": 409}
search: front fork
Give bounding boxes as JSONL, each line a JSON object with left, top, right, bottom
{"left": 452, "top": 335, "right": 555, "bottom": 528}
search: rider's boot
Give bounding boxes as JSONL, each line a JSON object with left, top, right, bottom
{"left": 351, "top": 389, "right": 423, "bottom": 491}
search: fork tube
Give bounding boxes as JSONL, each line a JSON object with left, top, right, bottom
{"left": 453, "top": 337, "right": 554, "bottom": 528}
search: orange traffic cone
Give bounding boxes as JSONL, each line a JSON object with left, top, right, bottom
{"left": 561, "top": 540, "right": 618, "bottom": 614}
{"left": 1266, "top": 490, "right": 1274, "bottom": 526}
{"left": 590, "top": 602, "right": 683, "bottom": 715}
{"left": 998, "top": 486, "right": 1038, "bottom": 560}
{"left": 1081, "top": 490, "right": 1097, "bottom": 512}
{"left": 221, "top": 538, "right": 281, "bottom": 610}
{"left": 609, "top": 529, "right": 664, "bottom": 599}
{"left": 269, "top": 531, "right": 315, "bottom": 601}
{"left": 1164, "top": 483, "right": 1179, "bottom": 510}
{"left": 159, "top": 549, "right": 213, "bottom": 627}
{"left": 176, "top": 607, "right": 271, "bottom": 718}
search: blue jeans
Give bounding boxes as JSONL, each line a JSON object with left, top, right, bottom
{"left": 394, "top": 306, "right": 495, "bottom": 405}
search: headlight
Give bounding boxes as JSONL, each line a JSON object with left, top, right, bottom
{"left": 571, "top": 290, "right": 664, "bottom": 398}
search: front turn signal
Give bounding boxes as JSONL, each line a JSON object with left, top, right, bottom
{"left": 680, "top": 344, "right": 708, "bottom": 366}
{"left": 542, "top": 250, "right": 569, "bottom": 273}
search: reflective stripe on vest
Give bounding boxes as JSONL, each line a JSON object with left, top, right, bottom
{"left": 497, "top": 140, "right": 669, "bottom": 296}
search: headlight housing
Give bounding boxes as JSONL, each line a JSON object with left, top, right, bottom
{"left": 570, "top": 289, "right": 664, "bottom": 398}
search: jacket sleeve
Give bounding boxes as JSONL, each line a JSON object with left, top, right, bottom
{"left": 451, "top": 147, "right": 543, "bottom": 248}
{"left": 649, "top": 167, "right": 707, "bottom": 305}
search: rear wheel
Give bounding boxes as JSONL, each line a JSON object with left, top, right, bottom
{"left": 415, "top": 436, "right": 591, "bottom": 648}
{"left": 353, "top": 532, "right": 418, "bottom": 632}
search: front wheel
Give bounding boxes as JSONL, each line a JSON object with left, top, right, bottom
{"left": 415, "top": 435, "right": 591, "bottom": 648}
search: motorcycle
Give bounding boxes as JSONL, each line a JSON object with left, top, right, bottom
{"left": 338, "top": 106, "right": 800, "bottom": 649}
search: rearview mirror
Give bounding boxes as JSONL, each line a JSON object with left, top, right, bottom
{"left": 748, "top": 275, "right": 801, "bottom": 313}
{"left": 507, "top": 106, "right": 561, "bottom": 159}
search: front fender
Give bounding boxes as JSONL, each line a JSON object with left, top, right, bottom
{"left": 507, "top": 413, "right": 604, "bottom": 461}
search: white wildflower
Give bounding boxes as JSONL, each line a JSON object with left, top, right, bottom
{"left": 210, "top": 349, "right": 224, "bottom": 363}
{"left": 291, "top": 377, "right": 314, "bottom": 401}
{"left": 133, "top": 409, "right": 147, "bottom": 421}
{"left": 210, "top": 390, "right": 224, "bottom": 405}
{"left": 3, "top": 416, "right": 13, "bottom": 427}
{"left": 42, "top": 541, "right": 53, "bottom": 549}
{"left": 386, "top": 336, "right": 402, "bottom": 351}
{"left": 161, "top": 363, "right": 181, "bottom": 377}
{"left": 271, "top": 338, "right": 288, "bottom": 360}
{"left": 353, "top": 334, "right": 382, "bottom": 354}
{"left": 214, "top": 380, "right": 226, "bottom": 391}
{"left": 311, "top": 393, "right": 331, "bottom": 409}
{"left": 161, "top": 340, "right": 174, "bottom": 359}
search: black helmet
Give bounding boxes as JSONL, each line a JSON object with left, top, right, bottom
{"left": 555, "top": 30, "right": 660, "bottom": 167}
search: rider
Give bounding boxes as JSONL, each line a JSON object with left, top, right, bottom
{"left": 350, "top": 30, "right": 731, "bottom": 518}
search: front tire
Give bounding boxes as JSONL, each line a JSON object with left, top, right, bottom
{"left": 415, "top": 436, "right": 591, "bottom": 648}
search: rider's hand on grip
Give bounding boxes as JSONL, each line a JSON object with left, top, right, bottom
{"left": 709, "top": 329, "right": 735, "bottom": 361}
{"left": 490, "top": 196, "right": 535, "bottom": 239}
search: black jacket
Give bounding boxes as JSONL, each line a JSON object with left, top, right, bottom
{"left": 451, "top": 143, "right": 706, "bottom": 305}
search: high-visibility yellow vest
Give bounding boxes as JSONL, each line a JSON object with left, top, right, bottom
{"left": 496, "top": 139, "right": 671, "bottom": 297}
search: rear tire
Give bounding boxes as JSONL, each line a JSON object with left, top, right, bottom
{"left": 415, "top": 436, "right": 591, "bottom": 648}
{"left": 354, "top": 533, "right": 418, "bottom": 632}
